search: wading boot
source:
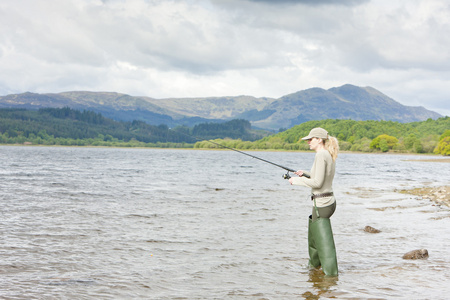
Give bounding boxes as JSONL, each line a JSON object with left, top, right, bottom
{"left": 309, "top": 216, "right": 338, "bottom": 276}
{"left": 308, "top": 215, "right": 321, "bottom": 268}
{"left": 309, "top": 199, "right": 338, "bottom": 276}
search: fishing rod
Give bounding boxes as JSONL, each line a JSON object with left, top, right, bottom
{"left": 173, "top": 130, "right": 309, "bottom": 179}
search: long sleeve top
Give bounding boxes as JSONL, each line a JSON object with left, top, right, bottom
{"left": 290, "top": 149, "right": 336, "bottom": 207}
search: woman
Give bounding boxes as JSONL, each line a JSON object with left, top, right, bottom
{"left": 288, "top": 127, "right": 339, "bottom": 276}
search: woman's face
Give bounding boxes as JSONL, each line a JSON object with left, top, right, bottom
{"left": 307, "top": 137, "right": 322, "bottom": 151}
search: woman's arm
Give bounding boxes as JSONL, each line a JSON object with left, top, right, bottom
{"left": 289, "top": 152, "right": 326, "bottom": 188}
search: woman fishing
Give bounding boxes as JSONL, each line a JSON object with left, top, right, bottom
{"left": 288, "top": 127, "right": 339, "bottom": 276}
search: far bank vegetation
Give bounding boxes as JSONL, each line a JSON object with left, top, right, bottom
{"left": 0, "top": 108, "right": 449, "bottom": 156}
{"left": 194, "top": 118, "right": 450, "bottom": 156}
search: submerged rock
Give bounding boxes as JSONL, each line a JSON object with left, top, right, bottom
{"left": 364, "top": 226, "right": 381, "bottom": 233}
{"left": 402, "top": 249, "right": 429, "bottom": 260}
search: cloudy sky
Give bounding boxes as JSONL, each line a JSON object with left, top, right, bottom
{"left": 1, "top": 0, "right": 449, "bottom": 116}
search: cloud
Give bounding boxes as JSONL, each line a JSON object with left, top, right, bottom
{"left": 0, "top": 0, "right": 449, "bottom": 116}
{"left": 216, "top": 0, "right": 368, "bottom": 6}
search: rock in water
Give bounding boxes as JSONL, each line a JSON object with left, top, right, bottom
{"left": 402, "top": 249, "right": 429, "bottom": 260}
{"left": 364, "top": 226, "right": 381, "bottom": 233}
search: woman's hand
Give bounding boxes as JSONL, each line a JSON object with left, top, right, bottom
{"left": 294, "top": 170, "right": 304, "bottom": 177}
{"left": 290, "top": 170, "right": 304, "bottom": 184}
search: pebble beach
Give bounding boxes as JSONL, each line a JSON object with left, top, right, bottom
{"left": 400, "top": 185, "right": 450, "bottom": 207}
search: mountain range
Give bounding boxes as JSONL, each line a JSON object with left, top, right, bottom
{"left": 0, "top": 84, "right": 441, "bottom": 131}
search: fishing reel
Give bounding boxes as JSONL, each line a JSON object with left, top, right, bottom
{"left": 283, "top": 171, "right": 310, "bottom": 179}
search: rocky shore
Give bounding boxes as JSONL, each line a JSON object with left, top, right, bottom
{"left": 399, "top": 186, "right": 450, "bottom": 207}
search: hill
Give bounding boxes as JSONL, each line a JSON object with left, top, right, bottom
{"left": 0, "top": 84, "right": 442, "bottom": 131}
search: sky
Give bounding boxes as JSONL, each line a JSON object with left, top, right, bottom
{"left": 1, "top": 0, "right": 449, "bottom": 116}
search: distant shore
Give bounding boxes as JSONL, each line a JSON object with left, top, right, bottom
{"left": 404, "top": 157, "right": 450, "bottom": 163}
{"left": 1, "top": 143, "right": 450, "bottom": 157}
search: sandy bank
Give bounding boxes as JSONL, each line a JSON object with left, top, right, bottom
{"left": 404, "top": 158, "right": 450, "bottom": 163}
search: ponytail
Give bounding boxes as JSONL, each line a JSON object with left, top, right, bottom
{"left": 324, "top": 136, "right": 339, "bottom": 161}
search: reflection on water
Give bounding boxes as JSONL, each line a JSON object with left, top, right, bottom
{"left": 0, "top": 146, "right": 449, "bottom": 299}
{"left": 302, "top": 269, "right": 339, "bottom": 299}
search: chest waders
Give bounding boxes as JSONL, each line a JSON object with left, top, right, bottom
{"left": 308, "top": 198, "right": 338, "bottom": 276}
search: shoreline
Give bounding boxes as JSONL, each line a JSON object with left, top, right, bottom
{"left": 403, "top": 158, "right": 450, "bottom": 163}
{"left": 1, "top": 143, "right": 449, "bottom": 158}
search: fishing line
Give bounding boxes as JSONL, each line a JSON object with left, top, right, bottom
{"left": 172, "top": 129, "right": 309, "bottom": 179}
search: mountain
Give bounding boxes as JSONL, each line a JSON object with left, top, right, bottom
{"left": 0, "top": 84, "right": 441, "bottom": 131}
{"left": 0, "top": 91, "right": 178, "bottom": 126}
{"left": 253, "top": 85, "right": 441, "bottom": 129}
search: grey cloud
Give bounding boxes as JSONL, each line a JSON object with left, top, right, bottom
{"left": 243, "top": 0, "right": 368, "bottom": 5}
{"left": 81, "top": 3, "right": 284, "bottom": 74}
{"left": 0, "top": 0, "right": 449, "bottom": 116}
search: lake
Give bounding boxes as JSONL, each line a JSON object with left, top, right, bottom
{"left": 1, "top": 146, "right": 449, "bottom": 299}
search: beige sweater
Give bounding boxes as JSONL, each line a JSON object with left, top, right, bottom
{"left": 291, "top": 149, "right": 336, "bottom": 207}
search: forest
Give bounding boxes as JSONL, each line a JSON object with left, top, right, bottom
{"left": 194, "top": 118, "right": 450, "bottom": 156}
{"left": 0, "top": 107, "right": 449, "bottom": 155}
{"left": 0, "top": 108, "right": 262, "bottom": 147}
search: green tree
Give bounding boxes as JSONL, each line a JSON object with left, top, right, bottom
{"left": 414, "top": 140, "right": 424, "bottom": 153}
{"left": 434, "top": 130, "right": 450, "bottom": 156}
{"left": 370, "top": 134, "right": 399, "bottom": 151}
{"left": 379, "top": 139, "right": 389, "bottom": 152}
{"left": 404, "top": 133, "right": 417, "bottom": 150}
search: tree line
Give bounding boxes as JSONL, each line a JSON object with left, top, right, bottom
{"left": 0, "top": 108, "right": 262, "bottom": 147}
{"left": 195, "top": 118, "right": 450, "bottom": 156}
{"left": 0, "top": 107, "right": 448, "bottom": 155}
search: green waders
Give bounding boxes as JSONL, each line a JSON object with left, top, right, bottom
{"left": 307, "top": 199, "right": 338, "bottom": 276}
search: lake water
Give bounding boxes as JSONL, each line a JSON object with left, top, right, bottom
{"left": 1, "top": 146, "right": 449, "bottom": 299}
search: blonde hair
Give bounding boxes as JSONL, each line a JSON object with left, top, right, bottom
{"left": 324, "top": 135, "right": 339, "bottom": 161}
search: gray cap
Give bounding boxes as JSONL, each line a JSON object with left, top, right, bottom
{"left": 301, "top": 127, "right": 329, "bottom": 140}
